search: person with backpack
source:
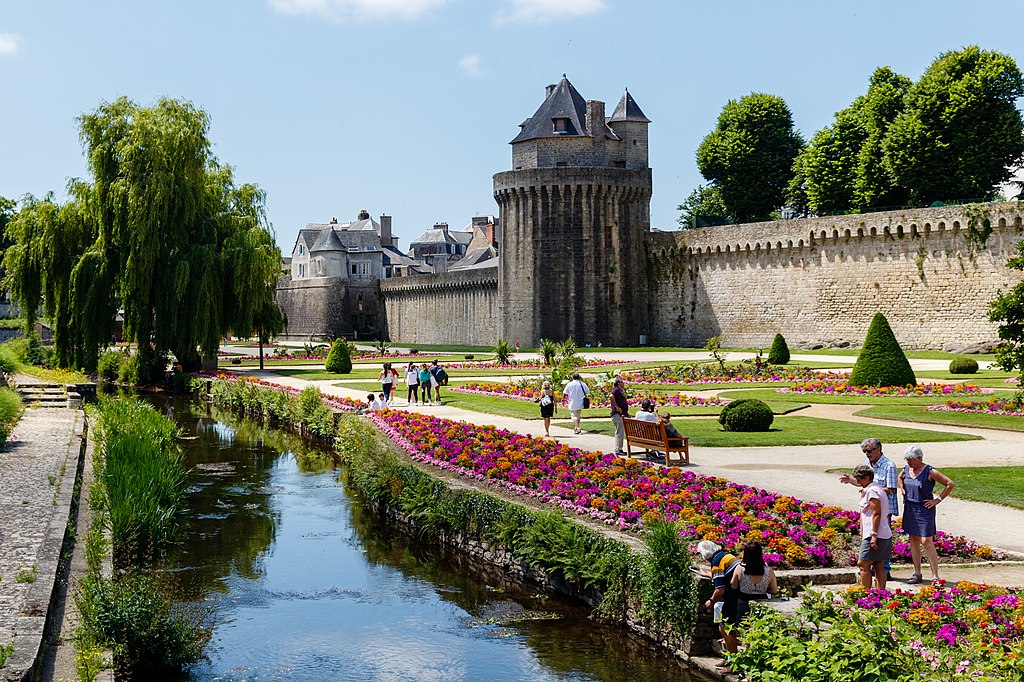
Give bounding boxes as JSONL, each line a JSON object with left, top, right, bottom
{"left": 418, "top": 363, "right": 433, "bottom": 406}
{"left": 429, "top": 359, "right": 448, "bottom": 405}
{"left": 563, "top": 372, "right": 590, "bottom": 435}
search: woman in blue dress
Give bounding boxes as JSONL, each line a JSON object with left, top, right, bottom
{"left": 898, "top": 445, "right": 956, "bottom": 586}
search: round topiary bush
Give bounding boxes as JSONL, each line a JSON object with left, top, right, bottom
{"left": 465, "top": 354, "right": 474, "bottom": 360}
{"left": 325, "top": 339, "right": 352, "bottom": 374}
{"left": 718, "top": 399, "right": 774, "bottom": 432}
{"left": 949, "top": 356, "right": 979, "bottom": 374}
{"left": 849, "top": 312, "right": 916, "bottom": 387}
{"left": 767, "top": 333, "right": 790, "bottom": 365}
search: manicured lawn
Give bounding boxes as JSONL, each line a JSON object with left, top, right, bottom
{"left": 272, "top": 367, "right": 382, "bottom": 380}
{"left": 913, "top": 369, "right": 1017, "bottom": 388}
{"left": 554, "top": 415, "right": 980, "bottom": 447}
{"left": 717, "top": 387, "right": 1018, "bottom": 406}
{"left": 938, "top": 466, "right": 1024, "bottom": 509}
{"left": 786, "top": 348, "right": 998, "bottom": 362}
{"left": 856, "top": 405, "right": 1024, "bottom": 432}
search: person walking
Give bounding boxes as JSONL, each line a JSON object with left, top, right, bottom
{"left": 429, "top": 359, "right": 447, "bottom": 405}
{"left": 899, "top": 445, "right": 956, "bottom": 586}
{"left": 851, "top": 463, "right": 892, "bottom": 590}
{"left": 563, "top": 373, "right": 589, "bottom": 434}
{"left": 378, "top": 363, "right": 396, "bottom": 405}
{"left": 610, "top": 378, "right": 629, "bottom": 456}
{"left": 417, "top": 363, "right": 433, "bottom": 406}
{"left": 404, "top": 361, "right": 419, "bottom": 405}
{"left": 537, "top": 380, "right": 557, "bottom": 437}
{"left": 840, "top": 438, "right": 898, "bottom": 579}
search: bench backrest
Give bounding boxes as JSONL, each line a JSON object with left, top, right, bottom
{"left": 623, "top": 418, "right": 666, "bottom": 441}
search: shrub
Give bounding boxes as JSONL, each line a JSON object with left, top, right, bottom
{"left": 493, "top": 338, "right": 513, "bottom": 364}
{"left": 324, "top": 338, "right": 352, "bottom": 374}
{"left": 849, "top": 312, "right": 916, "bottom": 387}
{"left": 949, "top": 356, "right": 979, "bottom": 374}
{"left": 539, "top": 338, "right": 559, "bottom": 366}
{"left": 0, "top": 387, "right": 24, "bottom": 445}
{"left": 116, "top": 351, "right": 168, "bottom": 386}
{"left": 719, "top": 398, "right": 774, "bottom": 432}
{"left": 409, "top": 348, "right": 419, "bottom": 355}
{"left": 767, "top": 333, "right": 790, "bottom": 365}
{"left": 97, "top": 350, "right": 122, "bottom": 382}
{"left": 230, "top": 357, "right": 242, "bottom": 365}
{"left": 0, "top": 343, "right": 18, "bottom": 374}
{"left": 74, "top": 573, "right": 208, "bottom": 675}
{"left": 464, "top": 354, "right": 474, "bottom": 360}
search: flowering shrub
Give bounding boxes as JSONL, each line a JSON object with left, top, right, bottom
{"left": 927, "top": 396, "right": 1024, "bottom": 417}
{"left": 778, "top": 380, "right": 991, "bottom": 397}
{"left": 366, "top": 410, "right": 997, "bottom": 568}
{"left": 451, "top": 381, "right": 728, "bottom": 408}
{"left": 618, "top": 362, "right": 844, "bottom": 386}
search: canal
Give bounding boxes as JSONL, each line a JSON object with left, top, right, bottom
{"left": 153, "top": 399, "right": 702, "bottom": 681}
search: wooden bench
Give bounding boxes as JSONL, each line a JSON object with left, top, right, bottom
{"left": 623, "top": 417, "right": 690, "bottom": 466}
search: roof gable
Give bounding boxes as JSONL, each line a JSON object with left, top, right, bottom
{"left": 511, "top": 76, "right": 590, "bottom": 144}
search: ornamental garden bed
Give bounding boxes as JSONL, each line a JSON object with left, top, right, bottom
{"left": 719, "top": 387, "right": 1016, "bottom": 407}
{"left": 366, "top": 409, "right": 994, "bottom": 570}
{"left": 616, "top": 362, "right": 846, "bottom": 386}
{"left": 927, "top": 397, "right": 1024, "bottom": 417}
{"left": 778, "top": 380, "right": 992, "bottom": 397}
{"left": 451, "top": 380, "right": 729, "bottom": 409}
{"left": 857, "top": 405, "right": 1024, "bottom": 433}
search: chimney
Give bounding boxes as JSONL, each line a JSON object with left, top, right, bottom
{"left": 585, "top": 100, "right": 605, "bottom": 136}
{"left": 433, "top": 222, "right": 449, "bottom": 236}
{"left": 330, "top": 217, "right": 338, "bottom": 224}
{"left": 379, "top": 214, "right": 392, "bottom": 246}
{"left": 545, "top": 83, "right": 556, "bottom": 98}
{"left": 485, "top": 222, "right": 496, "bottom": 248}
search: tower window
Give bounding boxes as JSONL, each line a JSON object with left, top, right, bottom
{"left": 608, "top": 281, "right": 616, "bottom": 305}
{"left": 604, "top": 225, "right": 613, "bottom": 248}
{"left": 553, "top": 117, "right": 568, "bottom": 132}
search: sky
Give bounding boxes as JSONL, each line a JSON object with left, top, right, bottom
{"left": 2, "top": 1, "right": 1022, "bottom": 254}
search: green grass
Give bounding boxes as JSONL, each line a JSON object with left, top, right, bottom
{"left": 936, "top": 467, "right": 1024, "bottom": 509}
{"left": 913, "top": 369, "right": 1017, "bottom": 388}
{"left": 717, "top": 387, "right": 1018, "bottom": 407}
{"left": 556, "top": 415, "right": 979, "bottom": 447}
{"left": 785, "top": 348, "right": 998, "bottom": 362}
{"left": 856, "top": 405, "right": 1024, "bottom": 432}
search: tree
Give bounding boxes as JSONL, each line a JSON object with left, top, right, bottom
{"left": 0, "top": 196, "right": 16, "bottom": 287}
{"left": 324, "top": 338, "right": 352, "bottom": 374}
{"left": 989, "top": 239, "right": 1024, "bottom": 388}
{"left": 2, "top": 97, "right": 282, "bottom": 377}
{"left": 696, "top": 93, "right": 803, "bottom": 223}
{"left": 677, "top": 184, "right": 731, "bottom": 229}
{"left": 849, "top": 313, "right": 916, "bottom": 387}
{"left": 767, "top": 333, "right": 790, "bottom": 365}
{"left": 884, "top": 46, "right": 1024, "bottom": 204}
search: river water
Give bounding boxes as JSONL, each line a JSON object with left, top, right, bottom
{"left": 154, "top": 401, "right": 701, "bottom": 682}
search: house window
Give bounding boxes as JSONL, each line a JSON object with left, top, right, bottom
{"left": 297, "top": 263, "right": 305, "bottom": 277}
{"left": 604, "top": 225, "right": 613, "bottom": 248}
{"left": 553, "top": 117, "right": 567, "bottom": 132}
{"left": 298, "top": 244, "right": 304, "bottom": 255}
{"left": 608, "top": 281, "right": 616, "bottom": 305}
{"left": 316, "top": 259, "right": 323, "bottom": 275}
{"left": 350, "top": 262, "right": 369, "bottom": 276}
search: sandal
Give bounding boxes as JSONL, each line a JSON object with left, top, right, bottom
{"left": 906, "top": 573, "right": 923, "bottom": 585}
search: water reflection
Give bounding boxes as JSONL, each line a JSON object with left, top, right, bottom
{"left": 153, "top": 399, "right": 701, "bottom": 681}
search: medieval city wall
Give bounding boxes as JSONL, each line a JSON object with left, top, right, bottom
{"left": 276, "top": 276, "right": 380, "bottom": 341}
{"left": 647, "top": 202, "right": 1024, "bottom": 349}
{"left": 379, "top": 267, "right": 499, "bottom": 345}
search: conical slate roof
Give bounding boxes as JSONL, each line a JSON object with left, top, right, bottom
{"left": 510, "top": 76, "right": 590, "bottom": 144}
{"left": 609, "top": 89, "right": 650, "bottom": 123}
{"left": 310, "top": 228, "right": 345, "bottom": 252}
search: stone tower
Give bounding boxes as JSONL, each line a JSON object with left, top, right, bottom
{"left": 493, "top": 77, "right": 653, "bottom": 346}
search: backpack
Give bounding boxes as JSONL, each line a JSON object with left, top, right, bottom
{"left": 434, "top": 366, "right": 448, "bottom": 385}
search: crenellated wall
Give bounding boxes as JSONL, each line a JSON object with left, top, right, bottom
{"left": 379, "top": 267, "right": 499, "bottom": 345}
{"left": 646, "top": 203, "right": 1024, "bottom": 349}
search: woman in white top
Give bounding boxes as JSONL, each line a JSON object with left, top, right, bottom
{"left": 404, "top": 362, "right": 420, "bottom": 405}
{"left": 378, "top": 362, "right": 397, "bottom": 404}
{"left": 853, "top": 463, "right": 892, "bottom": 590}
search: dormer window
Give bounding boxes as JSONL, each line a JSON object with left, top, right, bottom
{"left": 552, "top": 117, "right": 568, "bottom": 133}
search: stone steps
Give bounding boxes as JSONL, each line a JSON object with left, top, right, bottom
{"left": 9, "top": 379, "right": 81, "bottom": 408}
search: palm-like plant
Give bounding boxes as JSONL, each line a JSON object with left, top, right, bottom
{"left": 493, "top": 338, "right": 514, "bottom": 365}
{"left": 539, "top": 338, "right": 559, "bottom": 366}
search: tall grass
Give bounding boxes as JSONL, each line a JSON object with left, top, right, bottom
{"left": 0, "top": 387, "right": 24, "bottom": 444}
{"left": 93, "top": 398, "right": 187, "bottom": 566}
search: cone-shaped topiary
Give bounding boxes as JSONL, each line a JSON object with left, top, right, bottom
{"left": 767, "top": 333, "right": 790, "bottom": 365}
{"left": 325, "top": 338, "right": 352, "bottom": 374}
{"left": 850, "top": 313, "right": 916, "bottom": 387}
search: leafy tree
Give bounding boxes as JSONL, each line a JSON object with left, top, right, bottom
{"left": 2, "top": 97, "right": 282, "bottom": 376}
{"left": 696, "top": 93, "right": 803, "bottom": 223}
{"left": 0, "top": 196, "right": 16, "bottom": 288}
{"left": 884, "top": 46, "right": 1024, "bottom": 204}
{"left": 850, "top": 313, "right": 916, "bottom": 387}
{"left": 324, "top": 338, "right": 352, "bottom": 374}
{"left": 767, "top": 333, "right": 790, "bottom": 365}
{"left": 989, "top": 239, "right": 1024, "bottom": 388}
{"left": 676, "top": 184, "right": 731, "bottom": 229}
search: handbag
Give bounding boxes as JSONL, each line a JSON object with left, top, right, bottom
{"left": 583, "top": 396, "right": 591, "bottom": 409}
{"left": 540, "top": 395, "right": 552, "bottom": 407}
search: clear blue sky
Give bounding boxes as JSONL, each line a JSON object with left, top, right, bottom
{"left": 2, "top": 1, "right": 1021, "bottom": 253}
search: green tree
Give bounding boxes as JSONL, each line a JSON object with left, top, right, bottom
{"left": 676, "top": 184, "right": 731, "bottom": 229}
{"left": 0, "top": 196, "right": 16, "bottom": 289}
{"left": 849, "top": 313, "right": 916, "bottom": 387}
{"left": 696, "top": 93, "right": 803, "bottom": 223}
{"left": 884, "top": 46, "right": 1024, "bottom": 204}
{"left": 767, "top": 333, "right": 790, "bottom": 365}
{"left": 2, "top": 97, "right": 282, "bottom": 376}
{"left": 324, "top": 338, "right": 352, "bottom": 374}
{"left": 989, "top": 239, "right": 1024, "bottom": 387}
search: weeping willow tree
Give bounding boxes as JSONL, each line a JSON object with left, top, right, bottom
{"left": 2, "top": 97, "right": 285, "bottom": 378}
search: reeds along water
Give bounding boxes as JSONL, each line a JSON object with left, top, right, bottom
{"left": 94, "top": 397, "right": 187, "bottom": 566}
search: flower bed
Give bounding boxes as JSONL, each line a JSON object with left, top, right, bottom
{"left": 366, "top": 410, "right": 998, "bottom": 568}
{"left": 778, "top": 380, "right": 992, "bottom": 397}
{"left": 193, "top": 371, "right": 366, "bottom": 412}
{"left": 451, "top": 382, "right": 728, "bottom": 408}
{"left": 819, "top": 582, "right": 1024, "bottom": 677}
{"left": 927, "top": 397, "right": 1024, "bottom": 417}
{"left": 618, "top": 362, "right": 844, "bottom": 386}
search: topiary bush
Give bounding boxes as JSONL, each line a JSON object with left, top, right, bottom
{"left": 324, "top": 338, "right": 352, "bottom": 374}
{"left": 767, "top": 333, "right": 790, "bottom": 364}
{"left": 849, "top": 313, "right": 916, "bottom": 387}
{"left": 718, "top": 399, "right": 774, "bottom": 432}
{"left": 949, "top": 356, "right": 979, "bottom": 374}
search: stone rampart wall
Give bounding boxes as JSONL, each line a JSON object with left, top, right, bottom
{"left": 647, "top": 203, "right": 1024, "bottom": 349}
{"left": 379, "top": 267, "right": 498, "bottom": 345}
{"left": 276, "top": 276, "right": 381, "bottom": 341}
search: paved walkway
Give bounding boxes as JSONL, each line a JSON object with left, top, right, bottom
{"left": 240, "top": 354, "right": 1024, "bottom": 577}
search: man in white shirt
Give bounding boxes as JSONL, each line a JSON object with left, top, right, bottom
{"left": 562, "top": 373, "right": 590, "bottom": 434}
{"left": 635, "top": 399, "right": 658, "bottom": 423}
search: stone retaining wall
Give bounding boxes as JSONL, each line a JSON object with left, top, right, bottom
{"left": 379, "top": 267, "right": 498, "bottom": 345}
